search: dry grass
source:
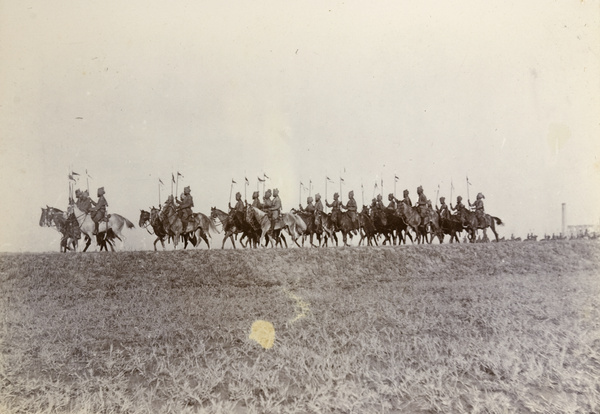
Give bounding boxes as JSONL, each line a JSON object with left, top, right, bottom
{"left": 0, "top": 240, "right": 599, "bottom": 413}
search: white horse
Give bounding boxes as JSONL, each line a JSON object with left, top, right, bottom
{"left": 68, "top": 203, "right": 135, "bottom": 251}
{"left": 247, "top": 206, "right": 307, "bottom": 247}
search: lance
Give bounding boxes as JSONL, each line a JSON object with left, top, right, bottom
{"left": 325, "top": 177, "right": 328, "bottom": 212}
{"left": 339, "top": 177, "right": 344, "bottom": 202}
{"left": 450, "top": 178, "right": 454, "bottom": 204}
{"left": 171, "top": 173, "right": 174, "bottom": 197}
{"left": 394, "top": 175, "right": 399, "bottom": 197}
{"left": 86, "top": 169, "right": 90, "bottom": 193}
{"left": 229, "top": 179, "right": 235, "bottom": 205}
{"left": 245, "top": 177, "right": 249, "bottom": 202}
{"left": 176, "top": 172, "right": 183, "bottom": 198}
{"left": 309, "top": 179, "right": 312, "bottom": 197}
{"left": 435, "top": 184, "right": 440, "bottom": 206}
{"left": 361, "top": 183, "right": 364, "bottom": 207}
{"left": 158, "top": 179, "right": 162, "bottom": 206}
{"left": 466, "top": 175, "right": 471, "bottom": 203}
{"left": 299, "top": 182, "right": 302, "bottom": 206}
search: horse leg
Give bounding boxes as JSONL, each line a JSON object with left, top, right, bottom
{"left": 201, "top": 233, "right": 210, "bottom": 249}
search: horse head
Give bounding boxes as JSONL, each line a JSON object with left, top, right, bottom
{"left": 139, "top": 209, "right": 150, "bottom": 227}
{"left": 39, "top": 207, "right": 49, "bottom": 227}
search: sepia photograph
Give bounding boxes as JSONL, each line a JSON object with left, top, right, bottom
{"left": 0, "top": 1, "right": 599, "bottom": 412}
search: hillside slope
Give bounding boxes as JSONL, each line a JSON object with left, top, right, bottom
{"left": 0, "top": 240, "right": 598, "bottom": 414}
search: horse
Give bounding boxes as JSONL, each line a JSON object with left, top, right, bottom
{"left": 40, "top": 207, "right": 80, "bottom": 252}
{"left": 210, "top": 207, "right": 250, "bottom": 249}
{"left": 397, "top": 201, "right": 429, "bottom": 244}
{"left": 293, "top": 210, "right": 328, "bottom": 248}
{"left": 358, "top": 209, "right": 378, "bottom": 246}
{"left": 281, "top": 211, "right": 307, "bottom": 247}
{"left": 190, "top": 212, "right": 219, "bottom": 249}
{"left": 157, "top": 204, "right": 199, "bottom": 249}
{"left": 324, "top": 210, "right": 354, "bottom": 247}
{"left": 245, "top": 206, "right": 289, "bottom": 247}
{"left": 439, "top": 214, "right": 463, "bottom": 243}
{"left": 139, "top": 209, "right": 167, "bottom": 250}
{"left": 458, "top": 206, "right": 504, "bottom": 242}
{"left": 67, "top": 203, "right": 134, "bottom": 251}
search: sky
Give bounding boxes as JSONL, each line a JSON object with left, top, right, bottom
{"left": 1, "top": 1, "right": 599, "bottom": 252}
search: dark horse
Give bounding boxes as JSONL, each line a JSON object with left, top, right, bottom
{"left": 211, "top": 207, "right": 257, "bottom": 248}
{"left": 458, "top": 206, "right": 504, "bottom": 242}
{"left": 40, "top": 206, "right": 117, "bottom": 252}
{"left": 139, "top": 208, "right": 168, "bottom": 250}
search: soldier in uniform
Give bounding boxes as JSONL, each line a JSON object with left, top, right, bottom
{"left": 269, "top": 188, "right": 282, "bottom": 227}
{"left": 375, "top": 194, "right": 385, "bottom": 211}
{"left": 314, "top": 193, "right": 324, "bottom": 229}
{"left": 300, "top": 196, "right": 315, "bottom": 213}
{"left": 469, "top": 193, "right": 486, "bottom": 227}
{"left": 416, "top": 186, "right": 428, "bottom": 226}
{"left": 263, "top": 189, "right": 273, "bottom": 215}
{"left": 450, "top": 195, "right": 465, "bottom": 215}
{"left": 386, "top": 193, "right": 397, "bottom": 212}
{"left": 90, "top": 187, "right": 108, "bottom": 235}
{"left": 326, "top": 192, "right": 342, "bottom": 224}
{"left": 177, "top": 186, "right": 194, "bottom": 232}
{"left": 402, "top": 189, "right": 412, "bottom": 207}
{"left": 229, "top": 191, "right": 245, "bottom": 230}
{"left": 437, "top": 196, "right": 450, "bottom": 220}
{"left": 76, "top": 190, "right": 91, "bottom": 213}
{"left": 160, "top": 195, "right": 176, "bottom": 229}
{"left": 251, "top": 191, "right": 262, "bottom": 210}
{"left": 342, "top": 190, "right": 359, "bottom": 233}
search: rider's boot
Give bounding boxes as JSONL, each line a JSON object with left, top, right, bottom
{"left": 94, "top": 221, "right": 99, "bottom": 235}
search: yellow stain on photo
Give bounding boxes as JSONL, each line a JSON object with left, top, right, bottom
{"left": 249, "top": 320, "right": 275, "bottom": 349}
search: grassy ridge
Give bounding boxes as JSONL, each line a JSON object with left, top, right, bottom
{"left": 0, "top": 241, "right": 599, "bottom": 413}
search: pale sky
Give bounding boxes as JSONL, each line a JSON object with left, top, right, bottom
{"left": 1, "top": 1, "right": 599, "bottom": 251}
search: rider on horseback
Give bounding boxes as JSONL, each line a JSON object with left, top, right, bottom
{"left": 451, "top": 195, "right": 465, "bottom": 214}
{"left": 251, "top": 191, "right": 263, "bottom": 210}
{"left": 300, "top": 196, "right": 315, "bottom": 213}
{"left": 402, "top": 189, "right": 412, "bottom": 207}
{"left": 326, "top": 193, "right": 342, "bottom": 225}
{"left": 469, "top": 193, "right": 486, "bottom": 227}
{"left": 177, "top": 186, "right": 194, "bottom": 232}
{"left": 387, "top": 193, "right": 396, "bottom": 211}
{"left": 341, "top": 190, "right": 359, "bottom": 234}
{"left": 375, "top": 194, "right": 385, "bottom": 211}
{"left": 416, "top": 186, "right": 428, "bottom": 226}
{"left": 78, "top": 190, "right": 93, "bottom": 213}
{"left": 314, "top": 193, "right": 324, "bottom": 229}
{"left": 262, "top": 189, "right": 273, "bottom": 213}
{"left": 437, "top": 196, "right": 450, "bottom": 220}
{"left": 229, "top": 191, "right": 245, "bottom": 230}
{"left": 268, "top": 188, "right": 282, "bottom": 228}
{"left": 90, "top": 187, "right": 108, "bottom": 235}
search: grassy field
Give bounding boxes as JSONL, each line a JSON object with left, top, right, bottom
{"left": 0, "top": 241, "right": 599, "bottom": 413}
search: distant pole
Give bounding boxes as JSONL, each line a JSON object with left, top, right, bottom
{"left": 299, "top": 182, "right": 302, "bottom": 206}
{"left": 158, "top": 180, "right": 161, "bottom": 206}
{"left": 562, "top": 203, "right": 566, "bottom": 237}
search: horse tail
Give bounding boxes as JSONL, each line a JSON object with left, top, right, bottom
{"left": 198, "top": 213, "right": 220, "bottom": 236}
{"left": 125, "top": 217, "right": 135, "bottom": 229}
{"left": 492, "top": 216, "right": 504, "bottom": 226}
{"left": 112, "top": 213, "right": 135, "bottom": 229}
